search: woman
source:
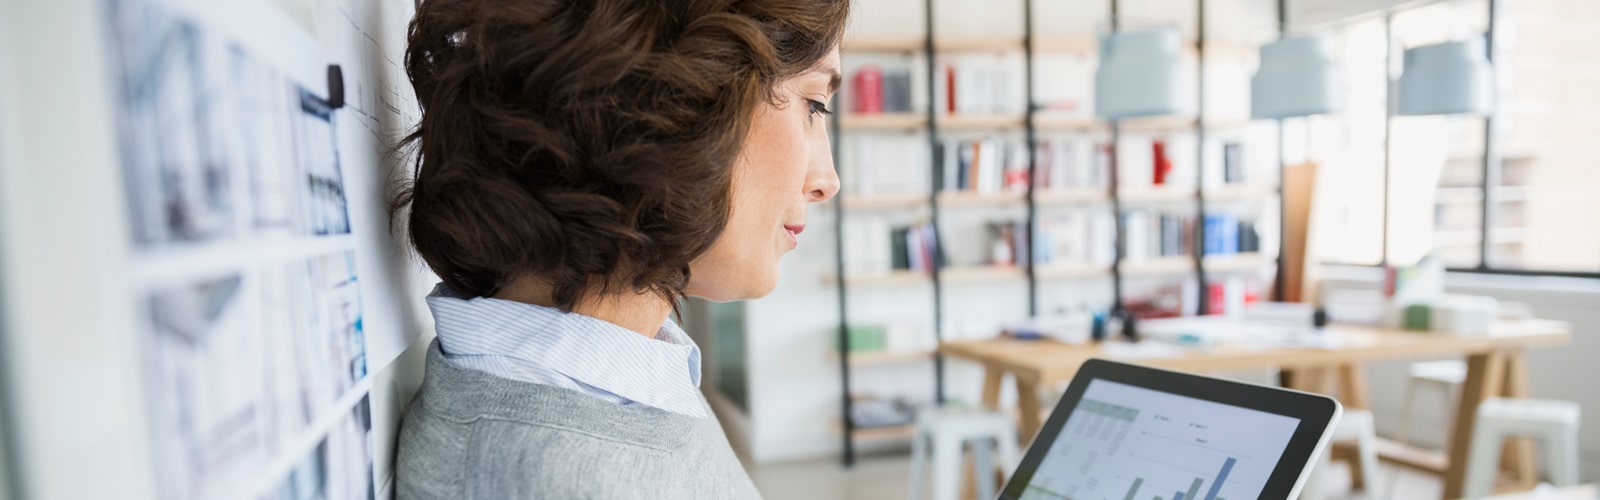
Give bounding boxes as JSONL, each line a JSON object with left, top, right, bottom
{"left": 392, "top": 0, "right": 848, "bottom": 498}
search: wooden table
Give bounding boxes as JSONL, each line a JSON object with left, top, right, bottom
{"left": 940, "top": 319, "right": 1571, "bottom": 500}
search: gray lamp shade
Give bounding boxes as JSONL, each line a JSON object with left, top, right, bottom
{"left": 1397, "top": 39, "right": 1492, "bottom": 116}
{"left": 1251, "top": 36, "right": 1342, "bottom": 119}
{"left": 1094, "top": 27, "right": 1185, "bottom": 119}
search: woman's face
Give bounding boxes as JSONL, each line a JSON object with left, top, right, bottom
{"left": 686, "top": 49, "right": 842, "bottom": 302}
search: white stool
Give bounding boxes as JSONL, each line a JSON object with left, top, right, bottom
{"left": 908, "top": 408, "right": 1021, "bottom": 500}
{"left": 1396, "top": 360, "right": 1467, "bottom": 447}
{"left": 1463, "top": 398, "right": 1582, "bottom": 499}
{"left": 1301, "top": 409, "right": 1380, "bottom": 500}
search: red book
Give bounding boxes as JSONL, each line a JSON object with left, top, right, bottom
{"left": 1152, "top": 139, "right": 1172, "bottom": 185}
{"left": 1004, "top": 166, "right": 1029, "bottom": 193}
{"left": 945, "top": 65, "right": 957, "bottom": 114}
{"left": 852, "top": 65, "right": 883, "bottom": 113}
{"left": 1207, "top": 283, "right": 1226, "bottom": 315}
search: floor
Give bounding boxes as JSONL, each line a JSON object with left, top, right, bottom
{"left": 750, "top": 451, "right": 1445, "bottom": 500}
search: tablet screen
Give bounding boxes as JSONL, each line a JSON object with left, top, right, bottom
{"left": 1017, "top": 379, "right": 1302, "bottom": 500}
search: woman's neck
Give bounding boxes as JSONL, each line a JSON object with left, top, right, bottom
{"left": 493, "top": 276, "right": 673, "bottom": 339}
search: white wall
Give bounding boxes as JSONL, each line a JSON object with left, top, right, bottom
{"left": 0, "top": 0, "right": 433, "bottom": 498}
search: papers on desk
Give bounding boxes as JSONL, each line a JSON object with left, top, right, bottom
{"left": 1101, "top": 340, "right": 1190, "bottom": 359}
{"left": 1136, "top": 316, "right": 1347, "bottom": 351}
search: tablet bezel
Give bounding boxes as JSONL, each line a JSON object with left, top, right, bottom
{"left": 998, "top": 358, "right": 1342, "bottom": 500}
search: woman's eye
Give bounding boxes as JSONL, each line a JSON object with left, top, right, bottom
{"left": 807, "top": 98, "right": 833, "bottom": 117}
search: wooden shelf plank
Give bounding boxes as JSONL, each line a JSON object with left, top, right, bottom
{"left": 839, "top": 194, "right": 928, "bottom": 211}
{"left": 842, "top": 36, "right": 1252, "bottom": 58}
{"left": 1034, "top": 113, "right": 1099, "bottom": 131}
{"left": 838, "top": 113, "right": 1031, "bottom": 131}
{"left": 841, "top": 36, "right": 923, "bottom": 52}
{"left": 1205, "top": 253, "right": 1272, "bottom": 272}
{"left": 822, "top": 270, "right": 929, "bottom": 286}
{"left": 839, "top": 113, "right": 925, "bottom": 131}
{"left": 941, "top": 266, "right": 1026, "bottom": 283}
{"left": 832, "top": 349, "right": 936, "bottom": 367}
{"left": 1121, "top": 256, "right": 1195, "bottom": 276}
{"left": 939, "top": 114, "right": 1026, "bottom": 130}
{"left": 937, "top": 191, "right": 1026, "bottom": 207}
{"left": 1034, "top": 188, "right": 1108, "bottom": 205}
{"left": 1035, "top": 263, "right": 1108, "bottom": 280}
{"left": 1117, "top": 115, "right": 1200, "bottom": 134}
{"left": 1119, "top": 187, "right": 1197, "bottom": 204}
{"left": 823, "top": 266, "right": 1026, "bottom": 286}
{"left": 840, "top": 114, "right": 1249, "bottom": 133}
{"left": 1205, "top": 183, "right": 1275, "bottom": 203}
{"left": 1033, "top": 37, "right": 1095, "bottom": 54}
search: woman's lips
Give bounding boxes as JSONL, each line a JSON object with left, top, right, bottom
{"left": 784, "top": 224, "right": 804, "bottom": 247}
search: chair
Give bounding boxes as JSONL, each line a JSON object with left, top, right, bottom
{"left": 1463, "top": 398, "right": 1581, "bottom": 498}
{"left": 1301, "top": 409, "right": 1380, "bottom": 500}
{"left": 908, "top": 408, "right": 1021, "bottom": 500}
{"left": 1395, "top": 360, "right": 1467, "bottom": 447}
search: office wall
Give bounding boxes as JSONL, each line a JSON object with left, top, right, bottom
{"left": 0, "top": 0, "right": 434, "bottom": 499}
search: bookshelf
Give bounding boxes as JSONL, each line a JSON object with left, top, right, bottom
{"left": 829, "top": 0, "right": 1279, "bottom": 466}
{"left": 830, "top": 348, "right": 937, "bottom": 367}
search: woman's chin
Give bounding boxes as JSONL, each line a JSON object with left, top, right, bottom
{"left": 687, "top": 266, "right": 778, "bottom": 302}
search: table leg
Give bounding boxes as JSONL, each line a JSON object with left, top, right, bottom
{"left": 1337, "top": 363, "right": 1370, "bottom": 409}
{"left": 1336, "top": 363, "right": 1371, "bottom": 490}
{"left": 982, "top": 366, "right": 1004, "bottom": 410}
{"left": 1499, "top": 350, "right": 1538, "bottom": 491}
{"left": 1015, "top": 377, "right": 1043, "bottom": 444}
{"left": 1443, "top": 351, "right": 1508, "bottom": 500}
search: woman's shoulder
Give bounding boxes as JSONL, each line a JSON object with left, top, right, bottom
{"left": 396, "top": 388, "right": 758, "bottom": 500}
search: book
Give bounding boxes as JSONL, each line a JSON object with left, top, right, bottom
{"left": 851, "top": 65, "right": 883, "bottom": 114}
{"left": 882, "top": 68, "right": 912, "bottom": 113}
{"left": 1223, "top": 142, "right": 1245, "bottom": 184}
{"left": 1152, "top": 139, "right": 1172, "bottom": 185}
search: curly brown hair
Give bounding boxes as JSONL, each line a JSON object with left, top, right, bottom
{"left": 392, "top": 0, "right": 849, "bottom": 310}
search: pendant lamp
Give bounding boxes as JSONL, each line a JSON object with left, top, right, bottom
{"left": 1094, "top": 27, "right": 1185, "bottom": 119}
{"left": 1251, "top": 35, "right": 1342, "bottom": 119}
{"left": 1397, "top": 37, "right": 1492, "bottom": 116}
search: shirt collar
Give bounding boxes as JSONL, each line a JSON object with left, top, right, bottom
{"left": 425, "top": 284, "right": 705, "bottom": 417}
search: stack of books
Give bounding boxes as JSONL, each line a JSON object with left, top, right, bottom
{"left": 842, "top": 219, "right": 944, "bottom": 274}
{"left": 1035, "top": 212, "right": 1118, "bottom": 267}
{"left": 1123, "top": 210, "right": 1195, "bottom": 261}
{"left": 937, "top": 137, "right": 1029, "bottom": 194}
{"left": 935, "top": 56, "right": 1025, "bottom": 116}
{"left": 984, "top": 220, "right": 1029, "bottom": 266}
{"left": 1202, "top": 214, "right": 1261, "bottom": 256}
{"left": 839, "top": 134, "right": 931, "bottom": 197}
{"left": 850, "top": 64, "right": 919, "bottom": 114}
{"left": 1033, "top": 138, "right": 1109, "bottom": 191}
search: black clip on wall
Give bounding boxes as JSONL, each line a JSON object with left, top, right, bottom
{"left": 326, "top": 64, "right": 345, "bottom": 110}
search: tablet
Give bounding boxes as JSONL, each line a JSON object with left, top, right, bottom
{"left": 999, "top": 358, "right": 1341, "bottom": 500}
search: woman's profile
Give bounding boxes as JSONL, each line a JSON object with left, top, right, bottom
{"left": 391, "top": 0, "right": 849, "bottom": 498}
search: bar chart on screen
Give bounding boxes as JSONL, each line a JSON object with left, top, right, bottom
{"left": 1018, "top": 380, "right": 1300, "bottom": 500}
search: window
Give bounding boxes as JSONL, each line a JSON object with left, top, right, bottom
{"left": 1312, "top": 0, "right": 1600, "bottom": 275}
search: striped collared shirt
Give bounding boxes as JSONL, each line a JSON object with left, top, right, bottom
{"left": 425, "top": 283, "right": 706, "bottom": 418}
